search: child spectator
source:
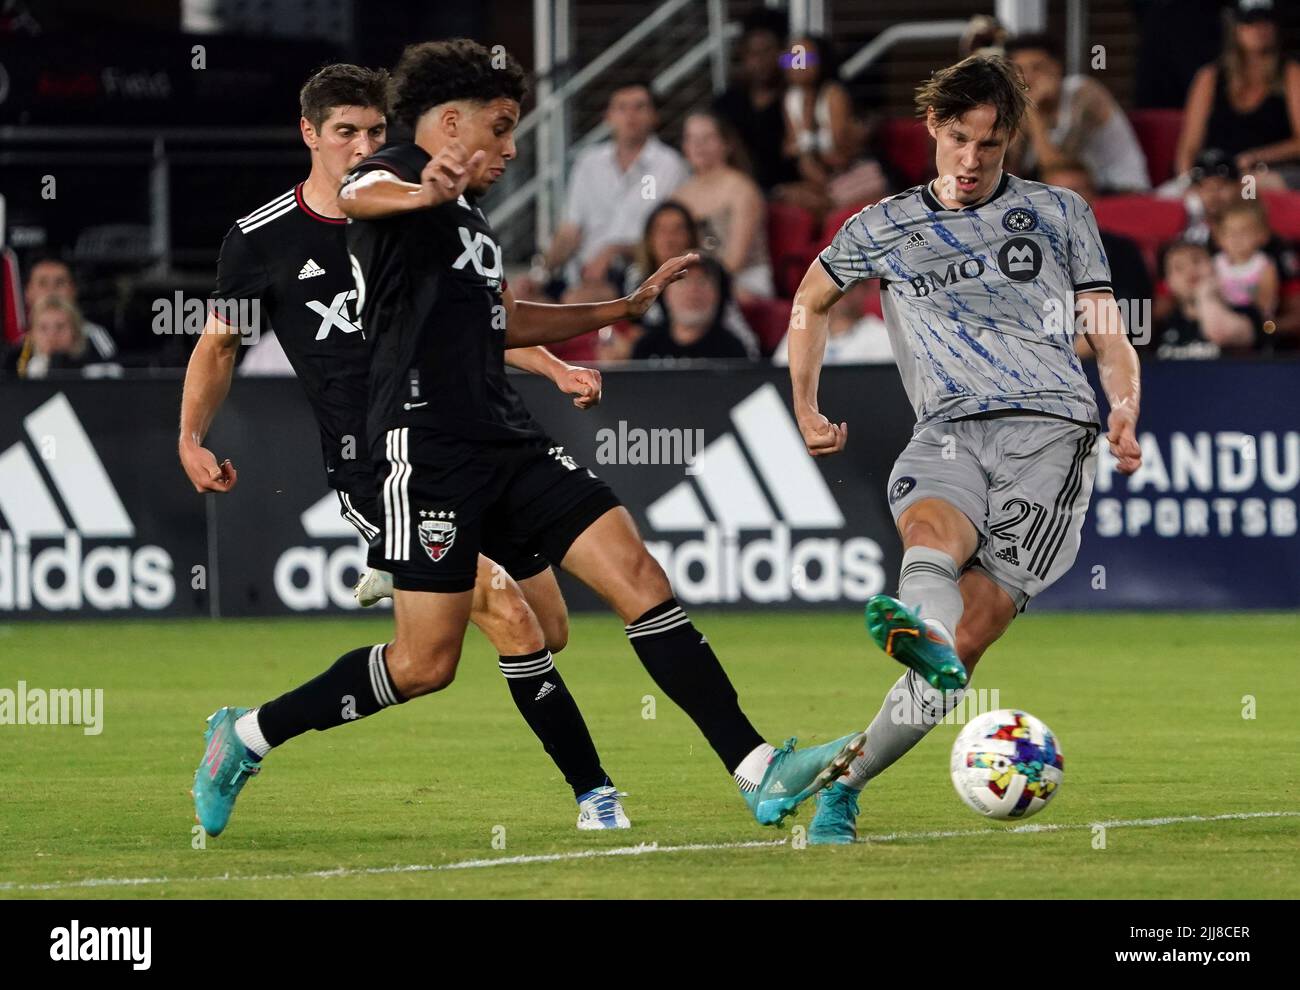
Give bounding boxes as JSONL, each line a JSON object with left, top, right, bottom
{"left": 1211, "top": 200, "right": 1280, "bottom": 319}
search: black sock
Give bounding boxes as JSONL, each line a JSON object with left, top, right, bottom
{"left": 257, "top": 644, "right": 405, "bottom": 748}
{"left": 625, "top": 599, "right": 764, "bottom": 772}
{"left": 499, "top": 648, "right": 609, "bottom": 798}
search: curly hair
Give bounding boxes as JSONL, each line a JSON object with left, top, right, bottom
{"left": 390, "top": 38, "right": 528, "bottom": 130}
{"left": 299, "top": 63, "right": 390, "bottom": 130}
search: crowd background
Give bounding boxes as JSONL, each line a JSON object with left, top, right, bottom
{"left": 4, "top": 0, "right": 1300, "bottom": 380}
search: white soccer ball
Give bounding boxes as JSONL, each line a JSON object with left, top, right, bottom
{"left": 950, "top": 709, "right": 1063, "bottom": 821}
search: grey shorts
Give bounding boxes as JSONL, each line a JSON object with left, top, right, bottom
{"left": 886, "top": 416, "right": 1099, "bottom": 611}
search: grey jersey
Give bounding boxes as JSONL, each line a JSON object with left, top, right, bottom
{"left": 818, "top": 172, "right": 1107, "bottom": 431}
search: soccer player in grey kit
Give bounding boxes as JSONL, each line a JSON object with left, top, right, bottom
{"left": 785, "top": 54, "right": 1145, "bottom": 843}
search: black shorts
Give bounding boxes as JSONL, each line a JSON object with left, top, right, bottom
{"left": 368, "top": 428, "right": 621, "bottom": 593}
{"left": 336, "top": 486, "right": 554, "bottom": 585}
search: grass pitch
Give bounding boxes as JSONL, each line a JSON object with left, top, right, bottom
{"left": 1, "top": 610, "right": 1297, "bottom": 899}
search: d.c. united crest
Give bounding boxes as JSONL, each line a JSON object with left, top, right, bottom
{"left": 418, "top": 509, "right": 457, "bottom": 562}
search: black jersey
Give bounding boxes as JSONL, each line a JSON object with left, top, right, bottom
{"left": 211, "top": 183, "right": 370, "bottom": 491}
{"left": 344, "top": 142, "right": 545, "bottom": 451}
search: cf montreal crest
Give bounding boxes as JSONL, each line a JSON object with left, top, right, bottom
{"left": 889, "top": 476, "right": 916, "bottom": 504}
{"left": 418, "top": 509, "right": 457, "bottom": 562}
{"left": 1001, "top": 207, "right": 1038, "bottom": 233}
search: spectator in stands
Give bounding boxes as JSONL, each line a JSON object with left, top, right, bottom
{"left": 775, "top": 35, "right": 886, "bottom": 220}
{"left": 24, "top": 257, "right": 118, "bottom": 362}
{"left": 534, "top": 82, "right": 689, "bottom": 295}
{"left": 1154, "top": 240, "right": 1262, "bottom": 358}
{"left": 959, "top": 15, "right": 1008, "bottom": 58}
{"left": 671, "top": 110, "right": 774, "bottom": 301}
{"left": 771, "top": 281, "right": 892, "bottom": 366}
{"left": 1212, "top": 199, "right": 1280, "bottom": 319}
{"left": 1180, "top": 147, "right": 1298, "bottom": 278}
{"left": 631, "top": 258, "right": 756, "bottom": 361}
{"left": 6, "top": 297, "right": 89, "bottom": 378}
{"left": 1005, "top": 34, "right": 1151, "bottom": 192}
{"left": 616, "top": 202, "right": 759, "bottom": 361}
{"left": 1174, "top": 0, "right": 1300, "bottom": 189}
{"left": 1039, "top": 160, "right": 1154, "bottom": 330}
{"left": 712, "top": 8, "right": 795, "bottom": 194}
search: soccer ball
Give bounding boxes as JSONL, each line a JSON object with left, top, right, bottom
{"left": 950, "top": 709, "right": 1063, "bottom": 821}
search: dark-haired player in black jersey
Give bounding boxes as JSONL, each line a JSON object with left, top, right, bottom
{"left": 182, "top": 64, "right": 632, "bottom": 834}
{"left": 325, "top": 39, "right": 866, "bottom": 832}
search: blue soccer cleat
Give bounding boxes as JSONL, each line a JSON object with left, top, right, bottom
{"left": 192, "top": 706, "right": 262, "bottom": 837}
{"left": 865, "top": 594, "right": 968, "bottom": 692}
{"left": 576, "top": 785, "right": 631, "bottom": 830}
{"left": 808, "top": 781, "right": 862, "bottom": 845}
{"left": 742, "top": 733, "right": 867, "bottom": 827}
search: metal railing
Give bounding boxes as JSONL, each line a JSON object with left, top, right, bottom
{"left": 493, "top": 0, "right": 730, "bottom": 250}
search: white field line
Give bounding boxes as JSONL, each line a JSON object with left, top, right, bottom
{"left": 2, "top": 811, "right": 1296, "bottom": 893}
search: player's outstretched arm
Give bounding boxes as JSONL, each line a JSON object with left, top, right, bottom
{"left": 338, "top": 143, "right": 485, "bottom": 220}
{"left": 178, "top": 315, "right": 241, "bottom": 493}
{"left": 1078, "top": 289, "right": 1143, "bottom": 476}
{"left": 505, "top": 346, "right": 603, "bottom": 409}
{"left": 502, "top": 253, "right": 699, "bottom": 348}
{"left": 788, "top": 259, "right": 849, "bottom": 458}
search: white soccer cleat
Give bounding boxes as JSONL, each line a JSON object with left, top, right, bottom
{"left": 353, "top": 568, "right": 394, "bottom": 607}
{"left": 576, "top": 785, "right": 632, "bottom": 830}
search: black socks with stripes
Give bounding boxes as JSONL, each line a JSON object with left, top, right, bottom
{"left": 498, "top": 649, "right": 609, "bottom": 798}
{"left": 624, "top": 598, "right": 765, "bottom": 773}
{"left": 255, "top": 644, "right": 405, "bottom": 749}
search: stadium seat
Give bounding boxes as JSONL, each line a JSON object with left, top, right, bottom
{"left": 1262, "top": 190, "right": 1300, "bottom": 242}
{"left": 877, "top": 118, "right": 935, "bottom": 188}
{"left": 1093, "top": 195, "right": 1186, "bottom": 248}
{"left": 1127, "top": 108, "right": 1184, "bottom": 186}
{"left": 738, "top": 296, "right": 793, "bottom": 356}
{"left": 767, "top": 201, "right": 818, "bottom": 298}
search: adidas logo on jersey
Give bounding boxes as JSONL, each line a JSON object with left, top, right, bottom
{"left": 643, "top": 384, "right": 885, "bottom": 605}
{"left": 994, "top": 544, "right": 1021, "bottom": 566}
{"left": 902, "top": 231, "right": 928, "bottom": 252}
{"left": 298, "top": 259, "right": 326, "bottom": 280}
{"left": 0, "top": 394, "right": 175, "bottom": 612}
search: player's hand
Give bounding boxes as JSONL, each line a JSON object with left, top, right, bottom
{"left": 180, "top": 440, "right": 238, "bottom": 493}
{"left": 1106, "top": 406, "right": 1142, "bottom": 475}
{"left": 624, "top": 252, "right": 700, "bottom": 318}
{"left": 557, "top": 365, "right": 603, "bottom": 410}
{"left": 797, "top": 410, "right": 848, "bottom": 458}
{"left": 419, "top": 141, "right": 486, "bottom": 207}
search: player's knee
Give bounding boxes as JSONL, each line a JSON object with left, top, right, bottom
{"left": 627, "top": 549, "right": 672, "bottom": 607}
{"left": 540, "top": 611, "right": 569, "bottom": 653}
{"left": 901, "top": 517, "right": 948, "bottom": 553}
{"left": 474, "top": 588, "right": 545, "bottom": 656}
{"left": 387, "top": 639, "right": 461, "bottom": 697}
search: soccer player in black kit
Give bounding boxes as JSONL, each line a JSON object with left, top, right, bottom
{"left": 183, "top": 65, "right": 633, "bottom": 833}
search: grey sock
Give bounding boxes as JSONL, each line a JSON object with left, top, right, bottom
{"left": 841, "top": 669, "right": 969, "bottom": 790}
{"left": 897, "top": 545, "right": 963, "bottom": 641}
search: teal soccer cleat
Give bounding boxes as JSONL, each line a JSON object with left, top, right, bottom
{"left": 808, "top": 781, "right": 861, "bottom": 845}
{"left": 192, "top": 706, "right": 261, "bottom": 837}
{"left": 742, "top": 733, "right": 867, "bottom": 827}
{"left": 865, "top": 594, "right": 968, "bottom": 692}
